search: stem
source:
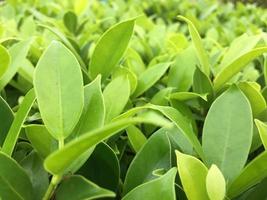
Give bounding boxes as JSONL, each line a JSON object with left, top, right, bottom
{"left": 42, "top": 138, "right": 64, "bottom": 200}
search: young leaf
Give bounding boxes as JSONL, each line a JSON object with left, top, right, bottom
{"left": 228, "top": 151, "right": 267, "bottom": 198}
{"left": 123, "top": 130, "right": 171, "bottom": 194}
{"left": 206, "top": 165, "right": 226, "bottom": 200}
{"left": 0, "top": 40, "right": 31, "bottom": 91}
{"left": 25, "top": 125, "right": 57, "bottom": 158}
{"left": 126, "top": 125, "right": 147, "bottom": 152}
{"left": 202, "top": 85, "right": 253, "bottom": 182}
{"left": 214, "top": 47, "right": 267, "bottom": 91}
{"left": 255, "top": 119, "right": 267, "bottom": 149}
{"left": 2, "top": 89, "right": 36, "bottom": 156}
{"left": 104, "top": 75, "right": 130, "bottom": 123}
{"left": 169, "top": 92, "right": 208, "bottom": 101}
{"left": 0, "top": 44, "right": 10, "bottom": 78}
{"left": 0, "top": 96, "right": 13, "bottom": 146}
{"left": 0, "top": 152, "right": 33, "bottom": 200}
{"left": 44, "top": 115, "right": 170, "bottom": 175}
{"left": 72, "top": 75, "right": 105, "bottom": 137}
{"left": 178, "top": 15, "right": 210, "bottom": 76}
{"left": 89, "top": 19, "right": 135, "bottom": 80}
{"left": 123, "top": 168, "right": 177, "bottom": 200}
{"left": 55, "top": 175, "right": 115, "bottom": 200}
{"left": 33, "top": 41, "right": 84, "bottom": 140}
{"left": 176, "top": 151, "right": 209, "bottom": 200}
{"left": 132, "top": 62, "right": 171, "bottom": 97}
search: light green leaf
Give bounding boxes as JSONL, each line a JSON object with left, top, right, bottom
{"left": 126, "top": 125, "right": 147, "bottom": 152}
{"left": 44, "top": 115, "right": 170, "bottom": 175}
{"left": 202, "top": 85, "right": 253, "bottom": 182}
{"left": 56, "top": 175, "right": 115, "bottom": 200}
{"left": 0, "top": 96, "right": 13, "bottom": 146}
{"left": 89, "top": 19, "right": 135, "bottom": 80}
{"left": 0, "top": 152, "right": 33, "bottom": 200}
{"left": 255, "top": 119, "right": 267, "bottom": 149}
{"left": 0, "top": 44, "right": 10, "bottom": 79}
{"left": 176, "top": 151, "right": 209, "bottom": 200}
{"left": 132, "top": 62, "right": 171, "bottom": 97}
{"left": 2, "top": 89, "right": 36, "bottom": 156}
{"left": 178, "top": 15, "right": 210, "bottom": 76}
{"left": 104, "top": 75, "right": 130, "bottom": 123}
{"left": 25, "top": 125, "right": 57, "bottom": 158}
{"left": 123, "top": 130, "right": 171, "bottom": 194}
{"left": 72, "top": 75, "right": 105, "bottom": 137}
{"left": 170, "top": 92, "right": 208, "bottom": 101}
{"left": 0, "top": 40, "right": 31, "bottom": 91}
{"left": 214, "top": 47, "right": 267, "bottom": 91}
{"left": 123, "top": 168, "right": 177, "bottom": 200}
{"left": 238, "top": 82, "right": 266, "bottom": 117}
{"left": 33, "top": 41, "right": 84, "bottom": 140}
{"left": 228, "top": 151, "right": 267, "bottom": 198}
{"left": 206, "top": 165, "right": 226, "bottom": 200}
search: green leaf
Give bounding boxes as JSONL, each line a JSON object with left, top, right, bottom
{"left": 206, "top": 165, "right": 226, "bottom": 200}
{"left": 0, "top": 40, "right": 31, "bottom": 91}
{"left": 25, "top": 125, "right": 57, "bottom": 158}
{"left": 0, "top": 152, "right": 33, "bottom": 200}
{"left": 123, "top": 130, "right": 171, "bottom": 194}
{"left": 33, "top": 41, "right": 84, "bottom": 140}
{"left": 104, "top": 75, "right": 130, "bottom": 123}
{"left": 202, "top": 85, "right": 253, "bottom": 182}
{"left": 132, "top": 62, "right": 171, "bottom": 97}
{"left": 44, "top": 115, "right": 170, "bottom": 175}
{"left": 169, "top": 92, "right": 208, "bottom": 101}
{"left": 89, "top": 19, "right": 135, "bottom": 80}
{"left": 56, "top": 175, "right": 115, "bottom": 200}
{"left": 0, "top": 96, "right": 13, "bottom": 146}
{"left": 228, "top": 151, "right": 267, "bottom": 198}
{"left": 2, "top": 89, "right": 36, "bottom": 156}
{"left": 176, "top": 151, "right": 209, "bottom": 200}
{"left": 238, "top": 82, "right": 266, "bottom": 117}
{"left": 20, "top": 151, "right": 49, "bottom": 200}
{"left": 0, "top": 44, "right": 10, "bottom": 79}
{"left": 77, "top": 142, "right": 120, "bottom": 192}
{"left": 178, "top": 15, "right": 210, "bottom": 76}
{"left": 214, "top": 47, "right": 267, "bottom": 91}
{"left": 123, "top": 168, "right": 177, "bottom": 200}
{"left": 63, "top": 11, "right": 77, "bottom": 33}
{"left": 193, "top": 67, "right": 213, "bottom": 98}
{"left": 167, "top": 46, "right": 197, "bottom": 91}
{"left": 126, "top": 125, "right": 147, "bottom": 152}
{"left": 72, "top": 75, "right": 105, "bottom": 137}
{"left": 255, "top": 119, "right": 267, "bottom": 149}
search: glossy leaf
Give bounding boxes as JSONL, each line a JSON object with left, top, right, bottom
{"left": 255, "top": 119, "right": 267, "bottom": 149}
{"left": 56, "top": 175, "right": 115, "bottom": 200}
{"left": 0, "top": 44, "right": 10, "bottom": 78}
{"left": 44, "top": 115, "right": 170, "bottom": 175}
{"left": 0, "top": 152, "right": 33, "bottom": 200}
{"left": 25, "top": 125, "right": 57, "bottom": 158}
{"left": 123, "top": 168, "right": 177, "bottom": 200}
{"left": 0, "top": 40, "right": 31, "bottom": 91}
{"left": 202, "top": 86, "right": 253, "bottom": 182}
{"left": 228, "top": 151, "right": 267, "bottom": 198}
{"left": 178, "top": 16, "right": 210, "bottom": 76}
{"left": 89, "top": 19, "right": 135, "bottom": 80}
{"left": 169, "top": 92, "right": 208, "bottom": 101}
{"left": 126, "top": 125, "right": 147, "bottom": 152}
{"left": 2, "top": 89, "right": 36, "bottom": 156}
{"left": 0, "top": 96, "right": 13, "bottom": 146}
{"left": 132, "top": 62, "right": 171, "bottom": 97}
{"left": 206, "top": 165, "right": 226, "bottom": 200}
{"left": 214, "top": 47, "right": 267, "bottom": 91}
{"left": 104, "top": 75, "right": 130, "bottom": 123}
{"left": 123, "top": 130, "right": 171, "bottom": 194}
{"left": 72, "top": 75, "right": 105, "bottom": 137}
{"left": 176, "top": 151, "right": 209, "bottom": 200}
{"left": 33, "top": 41, "right": 84, "bottom": 140}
